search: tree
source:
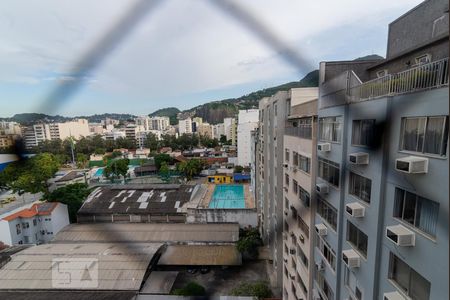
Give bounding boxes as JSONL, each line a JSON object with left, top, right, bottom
{"left": 236, "top": 227, "right": 262, "bottom": 259}
{"left": 230, "top": 281, "right": 272, "bottom": 299}
{"left": 45, "top": 183, "right": 91, "bottom": 222}
{"left": 219, "top": 135, "right": 227, "bottom": 144}
{"left": 234, "top": 165, "right": 244, "bottom": 173}
{"left": 172, "top": 282, "right": 206, "bottom": 296}
{"left": 104, "top": 158, "right": 129, "bottom": 182}
{"left": 144, "top": 132, "right": 159, "bottom": 151}
{"left": 76, "top": 153, "right": 88, "bottom": 169}
{"left": 159, "top": 161, "right": 170, "bottom": 183}
{"left": 177, "top": 158, "right": 203, "bottom": 181}
{"left": 0, "top": 153, "right": 60, "bottom": 194}
{"left": 154, "top": 153, "right": 172, "bottom": 170}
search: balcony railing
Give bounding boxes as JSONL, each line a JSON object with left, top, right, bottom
{"left": 284, "top": 126, "right": 312, "bottom": 139}
{"left": 349, "top": 57, "right": 449, "bottom": 102}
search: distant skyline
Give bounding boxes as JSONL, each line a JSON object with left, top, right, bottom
{"left": 0, "top": 0, "right": 422, "bottom": 117}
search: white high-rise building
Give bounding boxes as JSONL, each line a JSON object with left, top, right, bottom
{"left": 237, "top": 109, "right": 258, "bottom": 167}
{"left": 212, "top": 123, "right": 225, "bottom": 139}
{"left": 150, "top": 116, "right": 170, "bottom": 131}
{"left": 178, "top": 118, "right": 192, "bottom": 135}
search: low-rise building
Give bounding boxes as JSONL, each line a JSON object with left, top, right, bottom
{"left": 0, "top": 202, "right": 69, "bottom": 246}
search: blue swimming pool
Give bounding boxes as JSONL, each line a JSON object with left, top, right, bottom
{"left": 209, "top": 185, "right": 245, "bottom": 209}
{"left": 94, "top": 168, "right": 104, "bottom": 177}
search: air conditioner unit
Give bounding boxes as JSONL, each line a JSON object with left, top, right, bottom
{"left": 283, "top": 163, "right": 288, "bottom": 168}
{"left": 290, "top": 232, "right": 295, "bottom": 237}
{"left": 315, "top": 223, "right": 327, "bottom": 236}
{"left": 316, "top": 183, "right": 329, "bottom": 194}
{"left": 289, "top": 248, "right": 296, "bottom": 255}
{"left": 284, "top": 258, "right": 288, "bottom": 263}
{"left": 299, "top": 234, "right": 305, "bottom": 243}
{"left": 395, "top": 156, "right": 428, "bottom": 174}
{"left": 317, "top": 143, "right": 331, "bottom": 152}
{"left": 349, "top": 152, "right": 369, "bottom": 165}
{"left": 345, "top": 202, "right": 365, "bottom": 218}
{"left": 342, "top": 249, "right": 361, "bottom": 268}
{"left": 383, "top": 291, "right": 407, "bottom": 300}
{"left": 284, "top": 186, "right": 288, "bottom": 192}
{"left": 284, "top": 211, "right": 288, "bottom": 216}
{"left": 315, "top": 260, "right": 325, "bottom": 272}
{"left": 386, "top": 224, "right": 415, "bottom": 246}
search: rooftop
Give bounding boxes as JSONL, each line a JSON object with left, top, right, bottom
{"left": 78, "top": 184, "right": 202, "bottom": 216}
{"left": 55, "top": 170, "right": 85, "bottom": 183}
{"left": 52, "top": 223, "right": 240, "bottom": 244}
{"left": 2, "top": 202, "right": 59, "bottom": 222}
{"left": 157, "top": 245, "right": 241, "bottom": 266}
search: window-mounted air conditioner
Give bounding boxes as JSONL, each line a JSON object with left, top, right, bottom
{"left": 349, "top": 152, "right": 369, "bottom": 165}
{"left": 315, "top": 223, "right": 327, "bottom": 236}
{"left": 386, "top": 224, "right": 415, "bottom": 246}
{"left": 384, "top": 291, "right": 407, "bottom": 300}
{"left": 342, "top": 249, "right": 360, "bottom": 268}
{"left": 289, "top": 248, "right": 296, "bottom": 255}
{"left": 395, "top": 156, "right": 428, "bottom": 174}
{"left": 283, "top": 163, "right": 288, "bottom": 168}
{"left": 317, "top": 143, "right": 331, "bottom": 152}
{"left": 345, "top": 202, "right": 365, "bottom": 218}
{"left": 316, "top": 183, "right": 329, "bottom": 194}
{"left": 315, "top": 261, "right": 325, "bottom": 272}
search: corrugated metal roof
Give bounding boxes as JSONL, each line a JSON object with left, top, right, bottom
{"left": 158, "top": 245, "right": 241, "bottom": 266}
{"left": 52, "top": 223, "right": 240, "bottom": 244}
{"left": 0, "top": 242, "right": 163, "bottom": 290}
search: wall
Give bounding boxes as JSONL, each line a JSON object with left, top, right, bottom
{"left": 0, "top": 221, "right": 12, "bottom": 245}
{"left": 186, "top": 208, "right": 258, "bottom": 228}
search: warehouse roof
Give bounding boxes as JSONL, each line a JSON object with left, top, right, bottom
{"left": 158, "top": 245, "right": 241, "bottom": 266}
{"left": 0, "top": 242, "right": 163, "bottom": 290}
{"left": 0, "top": 291, "right": 137, "bottom": 300}
{"left": 52, "top": 223, "right": 240, "bottom": 244}
{"left": 78, "top": 185, "right": 201, "bottom": 216}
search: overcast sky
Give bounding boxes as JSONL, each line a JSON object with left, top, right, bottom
{"left": 0, "top": 0, "right": 422, "bottom": 117}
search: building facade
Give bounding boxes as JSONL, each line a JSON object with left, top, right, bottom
{"left": 178, "top": 118, "right": 193, "bottom": 135}
{"left": 237, "top": 109, "right": 259, "bottom": 167}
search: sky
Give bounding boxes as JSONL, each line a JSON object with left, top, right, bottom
{"left": 0, "top": 0, "right": 423, "bottom": 118}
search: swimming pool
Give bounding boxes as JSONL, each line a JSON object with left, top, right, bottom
{"left": 209, "top": 185, "right": 245, "bottom": 209}
{"left": 93, "top": 168, "right": 104, "bottom": 177}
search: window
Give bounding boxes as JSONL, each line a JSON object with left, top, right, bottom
{"left": 298, "top": 215, "right": 309, "bottom": 238}
{"left": 297, "top": 271, "right": 308, "bottom": 294}
{"left": 415, "top": 54, "right": 431, "bottom": 65}
{"left": 285, "top": 148, "right": 290, "bottom": 161}
{"left": 318, "top": 157, "right": 340, "bottom": 187}
{"left": 285, "top": 174, "right": 290, "bottom": 186}
{"left": 347, "top": 221, "right": 368, "bottom": 258}
{"left": 352, "top": 119, "right": 375, "bottom": 147}
{"left": 33, "top": 219, "right": 37, "bottom": 226}
{"left": 400, "top": 116, "right": 448, "bottom": 156}
{"left": 376, "top": 69, "right": 388, "bottom": 78}
{"left": 16, "top": 224, "right": 21, "bottom": 235}
{"left": 389, "top": 252, "right": 431, "bottom": 300}
{"left": 297, "top": 245, "right": 308, "bottom": 268}
{"left": 319, "top": 116, "right": 342, "bottom": 142}
{"left": 293, "top": 180, "right": 298, "bottom": 194}
{"left": 344, "top": 266, "right": 363, "bottom": 300}
{"left": 317, "top": 196, "right": 337, "bottom": 231}
{"left": 293, "top": 151, "right": 299, "bottom": 166}
{"left": 299, "top": 186, "right": 310, "bottom": 207}
{"left": 349, "top": 172, "right": 372, "bottom": 203}
{"left": 315, "top": 267, "right": 334, "bottom": 299}
{"left": 394, "top": 188, "right": 439, "bottom": 237}
{"left": 316, "top": 234, "right": 336, "bottom": 271}
{"left": 298, "top": 154, "right": 311, "bottom": 173}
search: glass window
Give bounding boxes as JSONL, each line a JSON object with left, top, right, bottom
{"left": 285, "top": 174, "right": 289, "bottom": 186}
{"left": 299, "top": 186, "right": 310, "bottom": 207}
{"left": 293, "top": 180, "right": 298, "bottom": 194}
{"left": 344, "top": 266, "right": 363, "bottom": 300}
{"left": 315, "top": 263, "right": 335, "bottom": 299}
{"left": 317, "top": 195, "right": 337, "bottom": 230}
{"left": 285, "top": 148, "right": 289, "bottom": 161}
{"left": 298, "top": 154, "right": 311, "bottom": 173}
{"left": 394, "top": 188, "right": 439, "bottom": 237}
{"left": 316, "top": 234, "right": 336, "bottom": 271}
{"left": 319, "top": 116, "right": 342, "bottom": 142}
{"left": 349, "top": 172, "right": 372, "bottom": 203}
{"left": 297, "top": 215, "right": 309, "bottom": 238}
{"left": 352, "top": 119, "right": 375, "bottom": 147}
{"left": 318, "top": 157, "right": 340, "bottom": 187}
{"left": 297, "top": 245, "right": 308, "bottom": 268}
{"left": 293, "top": 151, "right": 299, "bottom": 165}
{"left": 346, "top": 221, "right": 368, "bottom": 258}
{"left": 389, "top": 252, "right": 431, "bottom": 300}
{"left": 400, "top": 116, "right": 448, "bottom": 156}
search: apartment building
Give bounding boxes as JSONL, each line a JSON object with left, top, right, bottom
{"left": 197, "top": 123, "right": 213, "bottom": 138}
{"left": 313, "top": 1, "right": 448, "bottom": 299}
{"left": 237, "top": 109, "right": 259, "bottom": 167}
{"left": 178, "top": 118, "right": 193, "bottom": 135}
{"left": 224, "top": 117, "right": 237, "bottom": 145}
{"left": 212, "top": 123, "right": 226, "bottom": 139}
{"left": 0, "top": 202, "right": 69, "bottom": 246}
{"left": 282, "top": 88, "right": 318, "bottom": 300}
{"left": 255, "top": 91, "right": 290, "bottom": 294}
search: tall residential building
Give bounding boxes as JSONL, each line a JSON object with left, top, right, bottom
{"left": 312, "top": 1, "right": 448, "bottom": 299}
{"left": 150, "top": 116, "right": 170, "bottom": 131}
{"left": 212, "top": 123, "right": 225, "bottom": 140}
{"left": 282, "top": 88, "right": 318, "bottom": 300}
{"left": 224, "top": 117, "right": 237, "bottom": 145}
{"left": 135, "top": 116, "right": 151, "bottom": 131}
{"left": 0, "top": 121, "right": 22, "bottom": 136}
{"left": 178, "top": 118, "right": 192, "bottom": 135}
{"left": 197, "top": 123, "right": 213, "bottom": 138}
{"left": 255, "top": 91, "right": 290, "bottom": 295}
{"left": 237, "top": 109, "right": 259, "bottom": 167}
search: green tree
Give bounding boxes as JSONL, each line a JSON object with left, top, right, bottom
{"left": 172, "top": 282, "right": 206, "bottom": 296}
{"left": 144, "top": 132, "right": 159, "bottom": 151}
{"left": 76, "top": 153, "right": 88, "bottom": 169}
{"left": 159, "top": 161, "right": 170, "bottom": 183}
{"left": 154, "top": 153, "right": 172, "bottom": 170}
{"left": 177, "top": 158, "right": 203, "bottom": 181}
{"left": 219, "top": 135, "right": 227, "bottom": 144}
{"left": 230, "top": 281, "right": 272, "bottom": 299}
{"left": 236, "top": 227, "right": 262, "bottom": 259}
{"left": 234, "top": 165, "right": 244, "bottom": 173}
{"left": 104, "top": 158, "right": 129, "bottom": 182}
{"left": 45, "top": 183, "right": 91, "bottom": 222}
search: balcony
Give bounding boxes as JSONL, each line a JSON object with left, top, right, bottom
{"left": 321, "top": 58, "right": 449, "bottom": 108}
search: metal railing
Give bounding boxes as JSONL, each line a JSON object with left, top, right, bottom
{"left": 284, "top": 126, "right": 312, "bottom": 139}
{"left": 349, "top": 57, "right": 449, "bottom": 102}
